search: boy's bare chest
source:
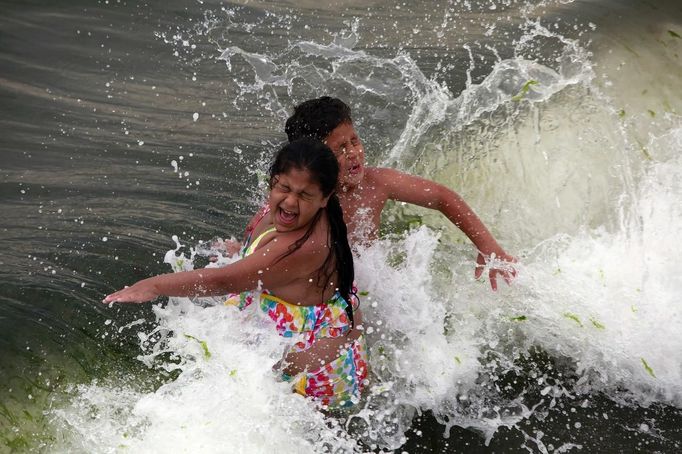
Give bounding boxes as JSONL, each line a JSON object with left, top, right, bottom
{"left": 338, "top": 184, "right": 388, "bottom": 240}
{"left": 339, "top": 183, "right": 387, "bottom": 213}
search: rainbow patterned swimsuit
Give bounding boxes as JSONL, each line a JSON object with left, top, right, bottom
{"left": 224, "top": 227, "right": 368, "bottom": 409}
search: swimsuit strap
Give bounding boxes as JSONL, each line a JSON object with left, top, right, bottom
{"left": 242, "top": 204, "right": 271, "bottom": 242}
{"left": 242, "top": 226, "right": 276, "bottom": 257}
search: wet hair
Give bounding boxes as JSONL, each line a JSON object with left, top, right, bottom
{"left": 269, "top": 138, "right": 355, "bottom": 325}
{"left": 285, "top": 96, "right": 353, "bottom": 142}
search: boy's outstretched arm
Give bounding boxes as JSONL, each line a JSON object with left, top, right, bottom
{"left": 379, "top": 168, "right": 517, "bottom": 290}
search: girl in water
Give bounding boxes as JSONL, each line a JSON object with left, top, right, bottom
{"left": 104, "top": 138, "right": 368, "bottom": 409}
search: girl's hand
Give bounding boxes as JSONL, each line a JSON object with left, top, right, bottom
{"left": 103, "top": 280, "right": 159, "bottom": 304}
{"left": 474, "top": 250, "right": 517, "bottom": 291}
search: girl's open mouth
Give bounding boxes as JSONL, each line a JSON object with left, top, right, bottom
{"left": 278, "top": 207, "right": 297, "bottom": 224}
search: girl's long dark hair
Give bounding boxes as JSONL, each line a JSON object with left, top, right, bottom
{"left": 269, "top": 138, "right": 355, "bottom": 326}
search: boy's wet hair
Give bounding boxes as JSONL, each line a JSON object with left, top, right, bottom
{"left": 285, "top": 96, "right": 352, "bottom": 142}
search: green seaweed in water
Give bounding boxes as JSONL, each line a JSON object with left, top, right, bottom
{"left": 641, "top": 358, "right": 656, "bottom": 378}
{"left": 359, "top": 291, "right": 369, "bottom": 297}
{"left": 511, "top": 315, "right": 528, "bottom": 322}
{"left": 618, "top": 109, "right": 626, "bottom": 118}
{"left": 454, "top": 356, "right": 461, "bottom": 364}
{"left": 0, "top": 402, "right": 19, "bottom": 425}
{"left": 590, "top": 318, "right": 605, "bottom": 329}
{"left": 512, "top": 80, "right": 539, "bottom": 101}
{"left": 381, "top": 213, "right": 424, "bottom": 237}
{"left": 640, "top": 146, "right": 652, "bottom": 160}
{"left": 635, "top": 138, "right": 652, "bottom": 161}
{"left": 624, "top": 44, "right": 640, "bottom": 57}
{"left": 386, "top": 250, "right": 407, "bottom": 268}
{"left": 184, "top": 334, "right": 211, "bottom": 359}
{"left": 669, "top": 30, "right": 681, "bottom": 39}
{"left": 563, "top": 312, "right": 583, "bottom": 327}
{"left": 3, "top": 435, "right": 30, "bottom": 450}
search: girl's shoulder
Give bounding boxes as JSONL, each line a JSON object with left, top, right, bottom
{"left": 251, "top": 217, "right": 330, "bottom": 258}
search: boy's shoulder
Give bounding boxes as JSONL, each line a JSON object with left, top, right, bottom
{"left": 362, "top": 167, "right": 448, "bottom": 204}
{"left": 364, "top": 166, "right": 405, "bottom": 181}
{"left": 364, "top": 166, "right": 409, "bottom": 188}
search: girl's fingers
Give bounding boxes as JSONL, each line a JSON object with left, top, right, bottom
{"left": 102, "top": 285, "right": 132, "bottom": 304}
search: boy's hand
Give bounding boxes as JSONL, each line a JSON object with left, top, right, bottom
{"left": 208, "top": 238, "right": 242, "bottom": 262}
{"left": 474, "top": 251, "right": 517, "bottom": 291}
{"left": 224, "top": 239, "right": 242, "bottom": 256}
{"left": 103, "top": 280, "right": 159, "bottom": 304}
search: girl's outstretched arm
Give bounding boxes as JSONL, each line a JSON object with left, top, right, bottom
{"left": 103, "top": 229, "right": 324, "bottom": 304}
{"left": 103, "top": 267, "right": 242, "bottom": 304}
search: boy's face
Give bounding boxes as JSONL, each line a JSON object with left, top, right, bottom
{"left": 323, "top": 122, "right": 365, "bottom": 189}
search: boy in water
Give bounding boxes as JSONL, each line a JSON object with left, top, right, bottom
{"left": 241, "top": 96, "right": 516, "bottom": 290}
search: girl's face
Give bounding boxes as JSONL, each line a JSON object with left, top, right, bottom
{"left": 323, "top": 121, "right": 365, "bottom": 189}
{"left": 268, "top": 167, "right": 330, "bottom": 232}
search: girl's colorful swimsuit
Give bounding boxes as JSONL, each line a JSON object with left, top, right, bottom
{"left": 225, "top": 226, "right": 368, "bottom": 409}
